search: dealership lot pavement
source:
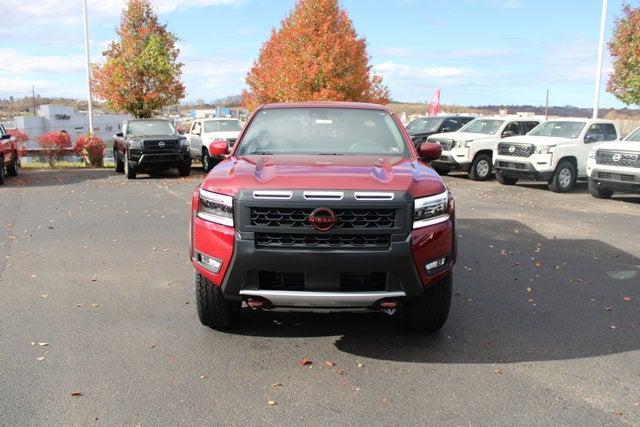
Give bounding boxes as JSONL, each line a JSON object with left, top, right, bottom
{"left": 1, "top": 168, "right": 639, "bottom": 425}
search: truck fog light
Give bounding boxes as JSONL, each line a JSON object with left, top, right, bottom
{"left": 425, "top": 257, "right": 447, "bottom": 274}
{"left": 198, "top": 252, "right": 222, "bottom": 274}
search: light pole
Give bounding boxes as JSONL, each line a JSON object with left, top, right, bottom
{"left": 593, "top": 0, "right": 608, "bottom": 119}
{"left": 82, "top": 0, "right": 94, "bottom": 134}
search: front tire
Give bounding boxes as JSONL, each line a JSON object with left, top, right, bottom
{"left": 468, "top": 153, "right": 492, "bottom": 181}
{"left": 114, "top": 150, "right": 124, "bottom": 173}
{"left": 548, "top": 160, "right": 576, "bottom": 193}
{"left": 401, "top": 273, "right": 452, "bottom": 332}
{"left": 202, "top": 149, "right": 213, "bottom": 172}
{"left": 495, "top": 169, "right": 518, "bottom": 185}
{"left": 178, "top": 160, "right": 191, "bottom": 177}
{"left": 0, "top": 158, "right": 5, "bottom": 185}
{"left": 124, "top": 151, "right": 137, "bottom": 180}
{"left": 195, "top": 272, "right": 241, "bottom": 330}
{"left": 588, "top": 178, "right": 613, "bottom": 199}
{"left": 7, "top": 153, "right": 18, "bottom": 177}
{"left": 434, "top": 168, "right": 450, "bottom": 176}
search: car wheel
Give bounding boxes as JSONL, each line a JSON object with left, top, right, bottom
{"left": 7, "top": 153, "right": 18, "bottom": 177}
{"left": 495, "top": 169, "right": 518, "bottom": 185}
{"left": 434, "top": 168, "right": 450, "bottom": 176}
{"left": 401, "top": 273, "right": 452, "bottom": 332}
{"left": 0, "top": 157, "right": 5, "bottom": 185}
{"left": 588, "top": 178, "right": 613, "bottom": 199}
{"left": 114, "top": 150, "right": 124, "bottom": 173}
{"left": 468, "top": 153, "right": 492, "bottom": 181}
{"left": 178, "top": 160, "right": 191, "bottom": 177}
{"left": 124, "top": 151, "right": 137, "bottom": 180}
{"left": 195, "top": 272, "right": 241, "bottom": 330}
{"left": 202, "top": 149, "right": 213, "bottom": 172}
{"left": 548, "top": 160, "right": 576, "bottom": 193}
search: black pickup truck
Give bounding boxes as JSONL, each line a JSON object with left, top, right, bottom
{"left": 113, "top": 119, "right": 191, "bottom": 179}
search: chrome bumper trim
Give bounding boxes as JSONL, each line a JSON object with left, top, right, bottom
{"left": 239, "top": 290, "right": 406, "bottom": 308}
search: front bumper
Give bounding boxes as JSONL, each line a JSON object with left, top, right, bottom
{"left": 191, "top": 190, "right": 455, "bottom": 310}
{"left": 130, "top": 150, "right": 190, "bottom": 170}
{"left": 494, "top": 153, "right": 554, "bottom": 181}
{"left": 431, "top": 148, "right": 471, "bottom": 171}
{"left": 589, "top": 166, "right": 640, "bottom": 193}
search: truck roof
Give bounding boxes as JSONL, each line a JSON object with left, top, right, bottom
{"left": 260, "top": 101, "right": 389, "bottom": 111}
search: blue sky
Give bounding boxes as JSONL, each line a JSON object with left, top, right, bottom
{"left": 0, "top": 0, "right": 634, "bottom": 108}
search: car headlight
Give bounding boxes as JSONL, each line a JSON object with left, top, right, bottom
{"left": 197, "top": 189, "right": 233, "bottom": 227}
{"left": 128, "top": 138, "right": 143, "bottom": 150}
{"left": 588, "top": 150, "right": 596, "bottom": 159}
{"left": 413, "top": 191, "right": 450, "bottom": 229}
{"left": 461, "top": 140, "right": 474, "bottom": 148}
{"left": 534, "top": 145, "right": 555, "bottom": 154}
{"left": 179, "top": 137, "right": 189, "bottom": 147}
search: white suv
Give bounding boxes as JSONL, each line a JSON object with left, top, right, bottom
{"left": 427, "top": 117, "right": 540, "bottom": 181}
{"left": 493, "top": 118, "right": 619, "bottom": 192}
{"left": 587, "top": 126, "right": 640, "bottom": 198}
{"left": 187, "top": 118, "right": 243, "bottom": 171}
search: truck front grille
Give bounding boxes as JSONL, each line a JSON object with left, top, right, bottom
{"left": 340, "top": 272, "right": 386, "bottom": 292}
{"left": 596, "top": 151, "right": 639, "bottom": 168}
{"left": 498, "top": 143, "right": 534, "bottom": 157}
{"left": 258, "top": 271, "right": 305, "bottom": 291}
{"left": 250, "top": 207, "right": 397, "bottom": 229}
{"left": 431, "top": 138, "right": 455, "bottom": 151}
{"left": 144, "top": 139, "right": 180, "bottom": 152}
{"left": 255, "top": 233, "right": 391, "bottom": 249}
{"left": 257, "top": 271, "right": 386, "bottom": 292}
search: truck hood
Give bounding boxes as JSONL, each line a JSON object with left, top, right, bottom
{"left": 130, "top": 133, "right": 181, "bottom": 140}
{"left": 201, "top": 155, "right": 447, "bottom": 197}
{"left": 202, "top": 131, "right": 240, "bottom": 141}
{"left": 430, "top": 131, "right": 495, "bottom": 142}
{"left": 501, "top": 135, "right": 574, "bottom": 146}
{"left": 599, "top": 140, "right": 640, "bottom": 152}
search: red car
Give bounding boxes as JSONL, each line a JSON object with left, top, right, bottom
{"left": 0, "top": 124, "right": 19, "bottom": 185}
{"left": 190, "top": 102, "right": 455, "bottom": 331}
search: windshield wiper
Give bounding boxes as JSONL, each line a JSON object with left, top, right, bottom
{"left": 315, "top": 153, "right": 345, "bottom": 156}
{"left": 251, "top": 151, "right": 275, "bottom": 155}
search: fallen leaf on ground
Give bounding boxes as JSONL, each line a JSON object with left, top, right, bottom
{"left": 324, "top": 360, "right": 335, "bottom": 367}
{"left": 298, "top": 358, "right": 312, "bottom": 366}
{"left": 200, "top": 375, "right": 207, "bottom": 379}
{"left": 272, "top": 383, "right": 283, "bottom": 387}
{"left": 357, "top": 363, "right": 364, "bottom": 368}
{"left": 268, "top": 400, "right": 277, "bottom": 406}
{"left": 493, "top": 368, "right": 503, "bottom": 375}
{"left": 90, "top": 275, "right": 97, "bottom": 282}
{"left": 70, "top": 392, "right": 82, "bottom": 397}
{"left": 623, "top": 296, "right": 632, "bottom": 302}
{"left": 37, "top": 356, "right": 45, "bottom": 361}
{"left": 337, "top": 370, "right": 347, "bottom": 375}
{"left": 38, "top": 342, "right": 48, "bottom": 346}
{"left": 148, "top": 344, "right": 156, "bottom": 349}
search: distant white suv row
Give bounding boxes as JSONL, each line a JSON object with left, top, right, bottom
{"left": 427, "top": 117, "right": 638, "bottom": 196}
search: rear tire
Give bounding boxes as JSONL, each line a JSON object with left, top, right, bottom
{"left": 548, "top": 160, "right": 576, "bottom": 193}
{"left": 124, "top": 151, "right": 137, "bottom": 180}
{"left": 202, "top": 149, "right": 213, "bottom": 172}
{"left": 178, "top": 159, "right": 191, "bottom": 177}
{"left": 401, "top": 273, "right": 452, "bottom": 332}
{"left": 588, "top": 178, "right": 613, "bottom": 199}
{"left": 468, "top": 153, "right": 492, "bottom": 181}
{"left": 7, "top": 153, "right": 18, "bottom": 177}
{"left": 195, "top": 272, "right": 241, "bottom": 330}
{"left": 0, "top": 158, "right": 5, "bottom": 185}
{"left": 495, "top": 169, "right": 518, "bottom": 185}
{"left": 114, "top": 150, "right": 124, "bottom": 173}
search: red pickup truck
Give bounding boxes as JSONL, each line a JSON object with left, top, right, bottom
{"left": 190, "top": 102, "right": 456, "bottom": 331}
{"left": 0, "top": 124, "right": 20, "bottom": 185}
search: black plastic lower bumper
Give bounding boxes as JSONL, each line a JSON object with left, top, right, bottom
{"left": 432, "top": 157, "right": 470, "bottom": 172}
{"left": 496, "top": 161, "right": 553, "bottom": 181}
{"left": 131, "top": 152, "right": 190, "bottom": 170}
{"left": 591, "top": 177, "right": 640, "bottom": 193}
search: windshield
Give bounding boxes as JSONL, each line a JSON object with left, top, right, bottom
{"left": 625, "top": 128, "right": 640, "bottom": 142}
{"left": 529, "top": 121, "right": 586, "bottom": 138}
{"left": 235, "top": 108, "right": 409, "bottom": 157}
{"left": 203, "top": 120, "right": 243, "bottom": 133}
{"left": 406, "top": 117, "right": 444, "bottom": 133}
{"left": 127, "top": 120, "right": 175, "bottom": 136}
{"left": 459, "top": 119, "right": 504, "bottom": 135}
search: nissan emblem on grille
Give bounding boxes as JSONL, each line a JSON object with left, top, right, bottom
{"left": 508, "top": 145, "right": 516, "bottom": 153}
{"left": 158, "top": 141, "right": 165, "bottom": 147}
{"left": 307, "top": 207, "right": 337, "bottom": 231}
{"left": 612, "top": 153, "right": 622, "bottom": 162}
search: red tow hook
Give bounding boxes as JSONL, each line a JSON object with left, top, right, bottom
{"left": 246, "top": 298, "right": 265, "bottom": 309}
{"left": 379, "top": 301, "right": 398, "bottom": 309}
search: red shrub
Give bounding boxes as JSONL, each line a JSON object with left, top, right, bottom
{"left": 37, "top": 131, "right": 72, "bottom": 168}
{"left": 6, "top": 129, "right": 29, "bottom": 157}
{"left": 74, "top": 134, "right": 106, "bottom": 167}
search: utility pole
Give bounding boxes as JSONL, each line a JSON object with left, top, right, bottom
{"left": 82, "top": 0, "right": 94, "bottom": 134}
{"left": 545, "top": 89, "right": 549, "bottom": 121}
{"left": 32, "top": 85, "right": 36, "bottom": 117}
{"left": 593, "top": 0, "right": 608, "bottom": 119}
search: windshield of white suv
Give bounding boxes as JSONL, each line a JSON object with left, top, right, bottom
{"left": 625, "top": 128, "right": 640, "bottom": 142}
{"left": 529, "top": 121, "right": 585, "bottom": 138}
{"left": 127, "top": 120, "right": 176, "bottom": 136}
{"left": 406, "top": 117, "right": 444, "bottom": 133}
{"left": 236, "top": 107, "right": 409, "bottom": 157}
{"left": 203, "top": 120, "right": 243, "bottom": 133}
{"left": 459, "top": 119, "right": 504, "bottom": 135}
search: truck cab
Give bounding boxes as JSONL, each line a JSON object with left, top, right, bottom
{"left": 406, "top": 115, "right": 475, "bottom": 150}
{"left": 0, "top": 124, "right": 19, "bottom": 185}
{"left": 494, "top": 118, "right": 619, "bottom": 192}
{"left": 428, "top": 117, "right": 540, "bottom": 180}
{"left": 587, "top": 126, "right": 640, "bottom": 198}
{"left": 187, "top": 118, "right": 243, "bottom": 172}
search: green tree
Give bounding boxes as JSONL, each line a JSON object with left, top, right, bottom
{"left": 92, "top": 0, "right": 185, "bottom": 118}
{"left": 608, "top": 5, "right": 640, "bottom": 106}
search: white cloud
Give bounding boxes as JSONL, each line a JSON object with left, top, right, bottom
{"left": 467, "top": 0, "right": 524, "bottom": 8}
{"left": 374, "top": 61, "right": 472, "bottom": 79}
{"left": 0, "top": 78, "right": 51, "bottom": 96}
{"left": 0, "top": 49, "right": 85, "bottom": 74}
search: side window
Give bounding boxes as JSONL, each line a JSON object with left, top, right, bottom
{"left": 122, "top": 122, "right": 128, "bottom": 135}
{"left": 443, "top": 118, "right": 461, "bottom": 131}
{"left": 522, "top": 121, "right": 539, "bottom": 134}
{"left": 585, "top": 124, "right": 605, "bottom": 143}
{"left": 0, "top": 124, "right": 5, "bottom": 135}
{"left": 602, "top": 123, "right": 617, "bottom": 141}
{"left": 502, "top": 122, "right": 519, "bottom": 137}
{"left": 192, "top": 121, "right": 202, "bottom": 135}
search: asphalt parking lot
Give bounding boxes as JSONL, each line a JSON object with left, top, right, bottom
{"left": 1, "top": 168, "right": 639, "bottom": 425}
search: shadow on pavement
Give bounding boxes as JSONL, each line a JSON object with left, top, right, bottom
{"left": 225, "top": 218, "right": 640, "bottom": 364}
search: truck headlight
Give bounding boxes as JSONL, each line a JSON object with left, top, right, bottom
{"left": 534, "top": 145, "right": 555, "bottom": 154}
{"left": 588, "top": 150, "right": 596, "bottom": 159}
{"left": 180, "top": 137, "right": 189, "bottom": 147}
{"left": 197, "top": 189, "right": 233, "bottom": 227}
{"left": 460, "top": 140, "right": 474, "bottom": 148}
{"left": 128, "top": 138, "right": 143, "bottom": 150}
{"left": 413, "top": 191, "right": 450, "bottom": 229}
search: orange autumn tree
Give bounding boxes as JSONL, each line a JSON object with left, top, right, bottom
{"left": 92, "top": 0, "right": 185, "bottom": 118}
{"left": 243, "top": 0, "right": 389, "bottom": 110}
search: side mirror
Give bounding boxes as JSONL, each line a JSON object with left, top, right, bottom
{"left": 502, "top": 130, "right": 517, "bottom": 138}
{"left": 114, "top": 132, "right": 124, "bottom": 138}
{"left": 419, "top": 142, "right": 443, "bottom": 161}
{"left": 210, "top": 141, "right": 229, "bottom": 156}
{"left": 1, "top": 134, "right": 11, "bottom": 140}
{"left": 585, "top": 134, "right": 599, "bottom": 143}
{"left": 441, "top": 127, "right": 452, "bottom": 133}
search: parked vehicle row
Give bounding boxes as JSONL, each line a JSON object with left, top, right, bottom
{"left": 0, "top": 124, "right": 20, "bottom": 185}
{"left": 186, "top": 118, "right": 243, "bottom": 172}
{"left": 587, "top": 127, "right": 640, "bottom": 198}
